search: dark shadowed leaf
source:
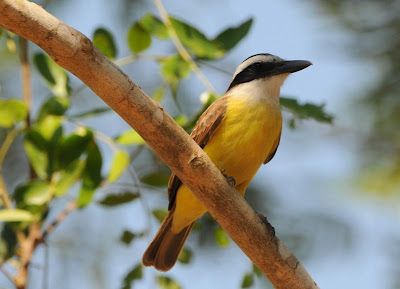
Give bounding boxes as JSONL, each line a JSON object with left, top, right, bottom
{"left": 115, "top": 129, "right": 145, "bottom": 145}
{"left": 54, "top": 160, "right": 85, "bottom": 196}
{"left": 69, "top": 107, "right": 111, "bottom": 119}
{"left": 178, "top": 247, "right": 192, "bottom": 264}
{"left": 152, "top": 209, "right": 168, "bottom": 223}
{"left": 214, "top": 227, "right": 229, "bottom": 247}
{"left": 140, "top": 14, "right": 169, "bottom": 39}
{"left": 0, "top": 28, "right": 2, "bottom": 38}
{"left": 93, "top": 27, "right": 117, "bottom": 60}
{"left": 98, "top": 192, "right": 139, "bottom": 206}
{"left": 157, "top": 276, "right": 182, "bottom": 289}
{"left": 127, "top": 22, "right": 151, "bottom": 54}
{"left": 33, "top": 53, "right": 70, "bottom": 97}
{"left": 120, "top": 230, "right": 135, "bottom": 245}
{"left": 0, "top": 224, "right": 17, "bottom": 262}
{"left": 38, "top": 96, "right": 70, "bottom": 121}
{"left": 0, "top": 209, "right": 35, "bottom": 222}
{"left": 0, "top": 99, "right": 28, "bottom": 128}
{"left": 57, "top": 130, "right": 93, "bottom": 168}
{"left": 280, "top": 97, "right": 334, "bottom": 123}
{"left": 77, "top": 141, "right": 103, "bottom": 207}
{"left": 141, "top": 171, "right": 171, "bottom": 187}
{"left": 121, "top": 263, "right": 142, "bottom": 289}
{"left": 170, "top": 17, "right": 223, "bottom": 59}
{"left": 241, "top": 273, "right": 254, "bottom": 288}
{"left": 107, "top": 150, "right": 130, "bottom": 183}
{"left": 214, "top": 18, "right": 253, "bottom": 52}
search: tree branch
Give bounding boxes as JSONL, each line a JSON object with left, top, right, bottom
{"left": 0, "top": 1, "right": 319, "bottom": 288}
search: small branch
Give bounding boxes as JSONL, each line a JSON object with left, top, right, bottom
{"left": 39, "top": 201, "right": 77, "bottom": 242}
{"left": 152, "top": 0, "right": 216, "bottom": 93}
{"left": 18, "top": 37, "right": 31, "bottom": 127}
{"left": 0, "top": 125, "right": 25, "bottom": 208}
{"left": 0, "top": 265, "right": 16, "bottom": 285}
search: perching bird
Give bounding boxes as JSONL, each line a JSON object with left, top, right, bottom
{"left": 142, "top": 53, "right": 312, "bottom": 271}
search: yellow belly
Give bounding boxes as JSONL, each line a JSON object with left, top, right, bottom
{"left": 171, "top": 96, "right": 282, "bottom": 233}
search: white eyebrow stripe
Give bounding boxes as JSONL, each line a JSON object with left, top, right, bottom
{"left": 232, "top": 54, "right": 281, "bottom": 80}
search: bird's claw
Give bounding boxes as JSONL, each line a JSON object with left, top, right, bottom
{"left": 257, "top": 212, "right": 275, "bottom": 240}
{"left": 221, "top": 169, "right": 236, "bottom": 187}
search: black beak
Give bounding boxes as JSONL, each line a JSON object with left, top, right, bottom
{"left": 274, "top": 60, "right": 312, "bottom": 75}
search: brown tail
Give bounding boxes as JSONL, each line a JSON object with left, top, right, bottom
{"left": 142, "top": 209, "right": 194, "bottom": 271}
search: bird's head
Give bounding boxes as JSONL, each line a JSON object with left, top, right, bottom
{"left": 227, "top": 54, "right": 312, "bottom": 96}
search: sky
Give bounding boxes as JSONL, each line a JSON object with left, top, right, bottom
{"left": 1, "top": 0, "right": 399, "bottom": 289}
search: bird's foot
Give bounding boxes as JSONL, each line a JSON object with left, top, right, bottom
{"left": 221, "top": 169, "right": 236, "bottom": 187}
{"left": 256, "top": 212, "right": 275, "bottom": 240}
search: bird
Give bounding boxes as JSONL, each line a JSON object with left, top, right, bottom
{"left": 142, "top": 53, "right": 312, "bottom": 271}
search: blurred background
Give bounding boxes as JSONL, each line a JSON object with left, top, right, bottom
{"left": 0, "top": 0, "right": 399, "bottom": 288}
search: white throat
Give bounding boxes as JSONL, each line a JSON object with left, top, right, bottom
{"left": 228, "top": 73, "right": 290, "bottom": 105}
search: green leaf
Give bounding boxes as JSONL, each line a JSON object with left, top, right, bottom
{"left": 152, "top": 87, "right": 164, "bottom": 102}
{"left": 280, "top": 97, "right": 334, "bottom": 123}
{"left": 24, "top": 130, "right": 49, "bottom": 179}
{"left": 241, "top": 273, "right": 254, "bottom": 288}
{"left": 115, "top": 129, "right": 145, "bottom": 145}
{"left": 214, "top": 18, "right": 253, "bottom": 52}
{"left": 35, "top": 115, "right": 63, "bottom": 141}
{"left": 93, "top": 27, "right": 117, "bottom": 60}
{"left": 252, "top": 264, "right": 262, "bottom": 277}
{"left": 178, "top": 247, "right": 192, "bottom": 264}
{"left": 57, "top": 130, "right": 93, "bottom": 168}
{"left": 127, "top": 22, "right": 151, "bottom": 54}
{"left": 161, "top": 55, "right": 191, "bottom": 96}
{"left": 170, "top": 17, "right": 223, "bottom": 59}
{"left": 120, "top": 230, "right": 136, "bottom": 245}
{"left": 0, "top": 28, "right": 3, "bottom": 39}
{"left": 77, "top": 141, "right": 103, "bottom": 207}
{"left": 0, "top": 224, "right": 17, "bottom": 262}
{"left": 214, "top": 227, "right": 230, "bottom": 247}
{"left": 152, "top": 209, "right": 168, "bottom": 223}
{"left": 17, "top": 181, "right": 52, "bottom": 206}
{"left": 54, "top": 160, "right": 85, "bottom": 196}
{"left": 69, "top": 107, "right": 111, "bottom": 119}
{"left": 38, "top": 96, "right": 70, "bottom": 121}
{"left": 107, "top": 150, "right": 130, "bottom": 183}
{"left": 141, "top": 171, "right": 171, "bottom": 187}
{"left": 140, "top": 14, "right": 169, "bottom": 39}
{"left": 121, "top": 263, "right": 142, "bottom": 289}
{"left": 98, "top": 192, "right": 139, "bottom": 206}
{"left": 0, "top": 99, "right": 28, "bottom": 128}
{"left": 33, "top": 53, "right": 70, "bottom": 97}
{"left": 157, "top": 276, "right": 182, "bottom": 289}
{"left": 174, "top": 115, "right": 187, "bottom": 126}
{"left": 0, "top": 209, "right": 35, "bottom": 222}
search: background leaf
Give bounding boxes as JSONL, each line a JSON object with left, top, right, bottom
{"left": 157, "top": 276, "right": 182, "bottom": 289}
{"left": 280, "top": 97, "right": 334, "bottom": 123}
{"left": 57, "top": 130, "right": 93, "bottom": 168}
{"left": 0, "top": 209, "right": 35, "bottom": 222}
{"left": 241, "top": 273, "right": 254, "bottom": 288}
{"left": 107, "top": 150, "right": 130, "bottom": 183}
{"left": 33, "top": 53, "right": 70, "bottom": 97}
{"left": 0, "top": 99, "right": 28, "bottom": 128}
{"left": 98, "top": 192, "right": 139, "bottom": 206}
{"left": 127, "top": 22, "right": 151, "bottom": 54}
{"left": 121, "top": 263, "right": 142, "bottom": 289}
{"left": 177, "top": 247, "right": 192, "bottom": 264}
{"left": 214, "top": 18, "right": 253, "bottom": 52}
{"left": 120, "top": 230, "right": 136, "bottom": 245}
{"left": 115, "top": 129, "right": 145, "bottom": 145}
{"left": 140, "top": 14, "right": 169, "bottom": 39}
{"left": 54, "top": 160, "right": 85, "bottom": 196}
{"left": 152, "top": 209, "right": 168, "bottom": 223}
{"left": 141, "top": 171, "right": 171, "bottom": 187}
{"left": 214, "top": 227, "right": 230, "bottom": 247}
{"left": 161, "top": 55, "right": 191, "bottom": 97}
{"left": 69, "top": 107, "right": 111, "bottom": 119}
{"left": 16, "top": 181, "right": 52, "bottom": 206}
{"left": 38, "top": 96, "right": 70, "bottom": 121}
{"left": 24, "top": 130, "right": 50, "bottom": 179}
{"left": 93, "top": 27, "right": 117, "bottom": 60}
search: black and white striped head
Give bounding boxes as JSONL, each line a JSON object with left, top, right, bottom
{"left": 227, "top": 53, "right": 311, "bottom": 91}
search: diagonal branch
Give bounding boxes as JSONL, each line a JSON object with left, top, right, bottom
{"left": 0, "top": 1, "right": 319, "bottom": 288}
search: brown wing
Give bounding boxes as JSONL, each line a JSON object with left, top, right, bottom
{"left": 167, "top": 96, "right": 228, "bottom": 210}
{"left": 263, "top": 130, "right": 281, "bottom": 164}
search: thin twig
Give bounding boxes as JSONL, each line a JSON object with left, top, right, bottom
{"left": 152, "top": 0, "right": 216, "bottom": 93}
{"left": 0, "top": 265, "right": 16, "bottom": 285}
{"left": 0, "top": 125, "right": 25, "bottom": 208}
{"left": 39, "top": 201, "right": 77, "bottom": 242}
{"left": 18, "top": 37, "right": 31, "bottom": 127}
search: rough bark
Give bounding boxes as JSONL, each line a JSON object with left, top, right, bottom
{"left": 0, "top": 1, "right": 319, "bottom": 288}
